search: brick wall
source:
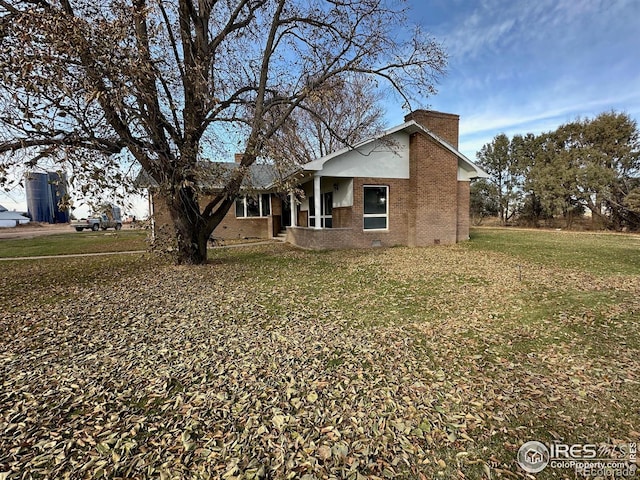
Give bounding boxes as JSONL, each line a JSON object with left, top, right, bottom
{"left": 407, "top": 135, "right": 419, "bottom": 247}
{"left": 408, "top": 132, "right": 459, "bottom": 246}
{"left": 216, "top": 213, "right": 269, "bottom": 240}
{"left": 457, "top": 181, "right": 470, "bottom": 242}
{"left": 150, "top": 193, "right": 176, "bottom": 246}
{"left": 152, "top": 192, "right": 271, "bottom": 242}
{"left": 404, "top": 110, "right": 460, "bottom": 149}
{"left": 350, "top": 177, "right": 411, "bottom": 247}
{"left": 288, "top": 177, "right": 411, "bottom": 249}
{"left": 286, "top": 227, "right": 356, "bottom": 249}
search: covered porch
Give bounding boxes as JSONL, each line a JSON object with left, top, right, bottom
{"left": 283, "top": 175, "right": 356, "bottom": 249}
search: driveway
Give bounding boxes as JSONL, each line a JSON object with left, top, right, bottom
{"left": 0, "top": 223, "right": 73, "bottom": 240}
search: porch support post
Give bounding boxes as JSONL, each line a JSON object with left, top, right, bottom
{"left": 313, "top": 175, "right": 322, "bottom": 229}
{"left": 289, "top": 192, "right": 296, "bottom": 227}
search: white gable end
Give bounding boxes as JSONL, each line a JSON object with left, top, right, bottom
{"left": 307, "top": 132, "right": 410, "bottom": 179}
{"left": 301, "top": 120, "right": 488, "bottom": 181}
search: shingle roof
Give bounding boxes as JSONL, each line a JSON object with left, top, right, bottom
{"left": 0, "top": 210, "right": 29, "bottom": 221}
{"left": 136, "top": 161, "right": 288, "bottom": 191}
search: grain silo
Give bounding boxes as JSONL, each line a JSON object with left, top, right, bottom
{"left": 25, "top": 172, "right": 54, "bottom": 223}
{"left": 25, "top": 171, "right": 70, "bottom": 223}
{"left": 48, "top": 172, "right": 70, "bottom": 223}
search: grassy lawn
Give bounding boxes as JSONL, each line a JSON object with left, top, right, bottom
{"left": 0, "top": 229, "right": 638, "bottom": 479}
{"left": 468, "top": 227, "right": 640, "bottom": 275}
{"left": 0, "top": 230, "right": 148, "bottom": 258}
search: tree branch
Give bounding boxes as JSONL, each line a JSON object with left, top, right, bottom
{"left": 0, "top": 136, "right": 126, "bottom": 155}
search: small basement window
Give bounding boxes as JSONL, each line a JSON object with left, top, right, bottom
{"left": 363, "top": 185, "right": 388, "bottom": 230}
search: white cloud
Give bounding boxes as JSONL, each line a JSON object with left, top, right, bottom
{"left": 461, "top": 91, "right": 640, "bottom": 136}
{"left": 439, "top": 0, "right": 628, "bottom": 63}
{"left": 456, "top": 94, "right": 640, "bottom": 160}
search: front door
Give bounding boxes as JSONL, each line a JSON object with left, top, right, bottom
{"left": 281, "top": 195, "right": 292, "bottom": 228}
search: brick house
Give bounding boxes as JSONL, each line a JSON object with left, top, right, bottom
{"left": 148, "top": 110, "right": 489, "bottom": 248}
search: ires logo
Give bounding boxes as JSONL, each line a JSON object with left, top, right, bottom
{"left": 517, "top": 441, "right": 549, "bottom": 473}
{"left": 517, "top": 441, "right": 637, "bottom": 475}
{"left": 548, "top": 443, "right": 597, "bottom": 459}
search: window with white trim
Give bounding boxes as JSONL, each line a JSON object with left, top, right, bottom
{"left": 235, "top": 194, "right": 271, "bottom": 218}
{"left": 363, "top": 185, "right": 388, "bottom": 230}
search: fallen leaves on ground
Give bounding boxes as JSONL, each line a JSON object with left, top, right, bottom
{"left": 1, "top": 242, "right": 638, "bottom": 479}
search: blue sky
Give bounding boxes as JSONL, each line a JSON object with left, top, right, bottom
{"left": 387, "top": 0, "right": 640, "bottom": 160}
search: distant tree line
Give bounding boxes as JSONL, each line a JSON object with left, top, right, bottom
{"left": 472, "top": 111, "right": 640, "bottom": 230}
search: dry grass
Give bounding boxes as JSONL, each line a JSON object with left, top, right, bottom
{"left": 1, "top": 230, "right": 638, "bottom": 479}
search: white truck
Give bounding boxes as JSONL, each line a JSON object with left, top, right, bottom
{"left": 71, "top": 205, "right": 122, "bottom": 232}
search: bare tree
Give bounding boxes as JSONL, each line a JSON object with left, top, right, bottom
{"left": 265, "top": 75, "right": 387, "bottom": 165}
{"left": 0, "top": 0, "right": 446, "bottom": 264}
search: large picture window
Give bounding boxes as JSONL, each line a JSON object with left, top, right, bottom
{"left": 235, "top": 194, "right": 271, "bottom": 218}
{"left": 363, "top": 186, "right": 388, "bottom": 230}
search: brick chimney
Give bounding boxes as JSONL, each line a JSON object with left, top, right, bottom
{"left": 404, "top": 110, "right": 460, "bottom": 149}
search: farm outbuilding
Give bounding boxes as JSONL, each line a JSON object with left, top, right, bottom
{"left": 0, "top": 204, "right": 30, "bottom": 228}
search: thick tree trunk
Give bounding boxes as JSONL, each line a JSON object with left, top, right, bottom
{"left": 167, "top": 208, "right": 209, "bottom": 264}
{"left": 174, "top": 219, "right": 209, "bottom": 265}
{"left": 165, "top": 187, "right": 214, "bottom": 265}
{"left": 161, "top": 185, "right": 238, "bottom": 264}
